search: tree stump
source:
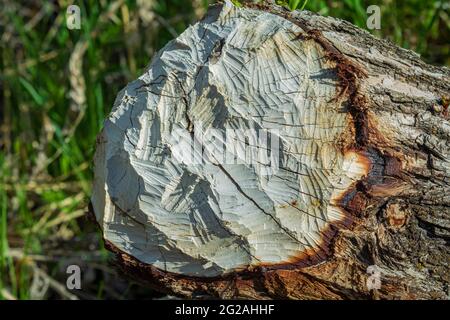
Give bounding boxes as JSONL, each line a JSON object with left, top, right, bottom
{"left": 91, "top": 1, "right": 450, "bottom": 299}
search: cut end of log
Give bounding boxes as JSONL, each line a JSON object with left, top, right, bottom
{"left": 92, "top": 1, "right": 372, "bottom": 277}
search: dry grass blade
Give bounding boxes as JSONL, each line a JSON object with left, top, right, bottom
{"left": 7, "top": 249, "right": 79, "bottom": 300}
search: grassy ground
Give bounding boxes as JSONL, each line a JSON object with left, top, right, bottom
{"left": 0, "top": 0, "right": 448, "bottom": 300}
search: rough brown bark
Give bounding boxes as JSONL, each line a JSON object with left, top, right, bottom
{"left": 92, "top": 1, "right": 450, "bottom": 299}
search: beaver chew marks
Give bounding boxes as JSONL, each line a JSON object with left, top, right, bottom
{"left": 91, "top": 2, "right": 370, "bottom": 277}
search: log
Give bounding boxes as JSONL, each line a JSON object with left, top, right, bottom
{"left": 91, "top": 0, "right": 450, "bottom": 299}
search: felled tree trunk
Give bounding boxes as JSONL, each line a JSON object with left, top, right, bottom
{"left": 91, "top": 1, "right": 450, "bottom": 299}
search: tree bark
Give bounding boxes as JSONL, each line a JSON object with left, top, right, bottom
{"left": 91, "top": 1, "right": 450, "bottom": 299}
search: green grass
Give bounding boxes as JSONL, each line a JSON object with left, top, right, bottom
{"left": 0, "top": 0, "right": 448, "bottom": 300}
{"left": 276, "top": 0, "right": 309, "bottom": 11}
